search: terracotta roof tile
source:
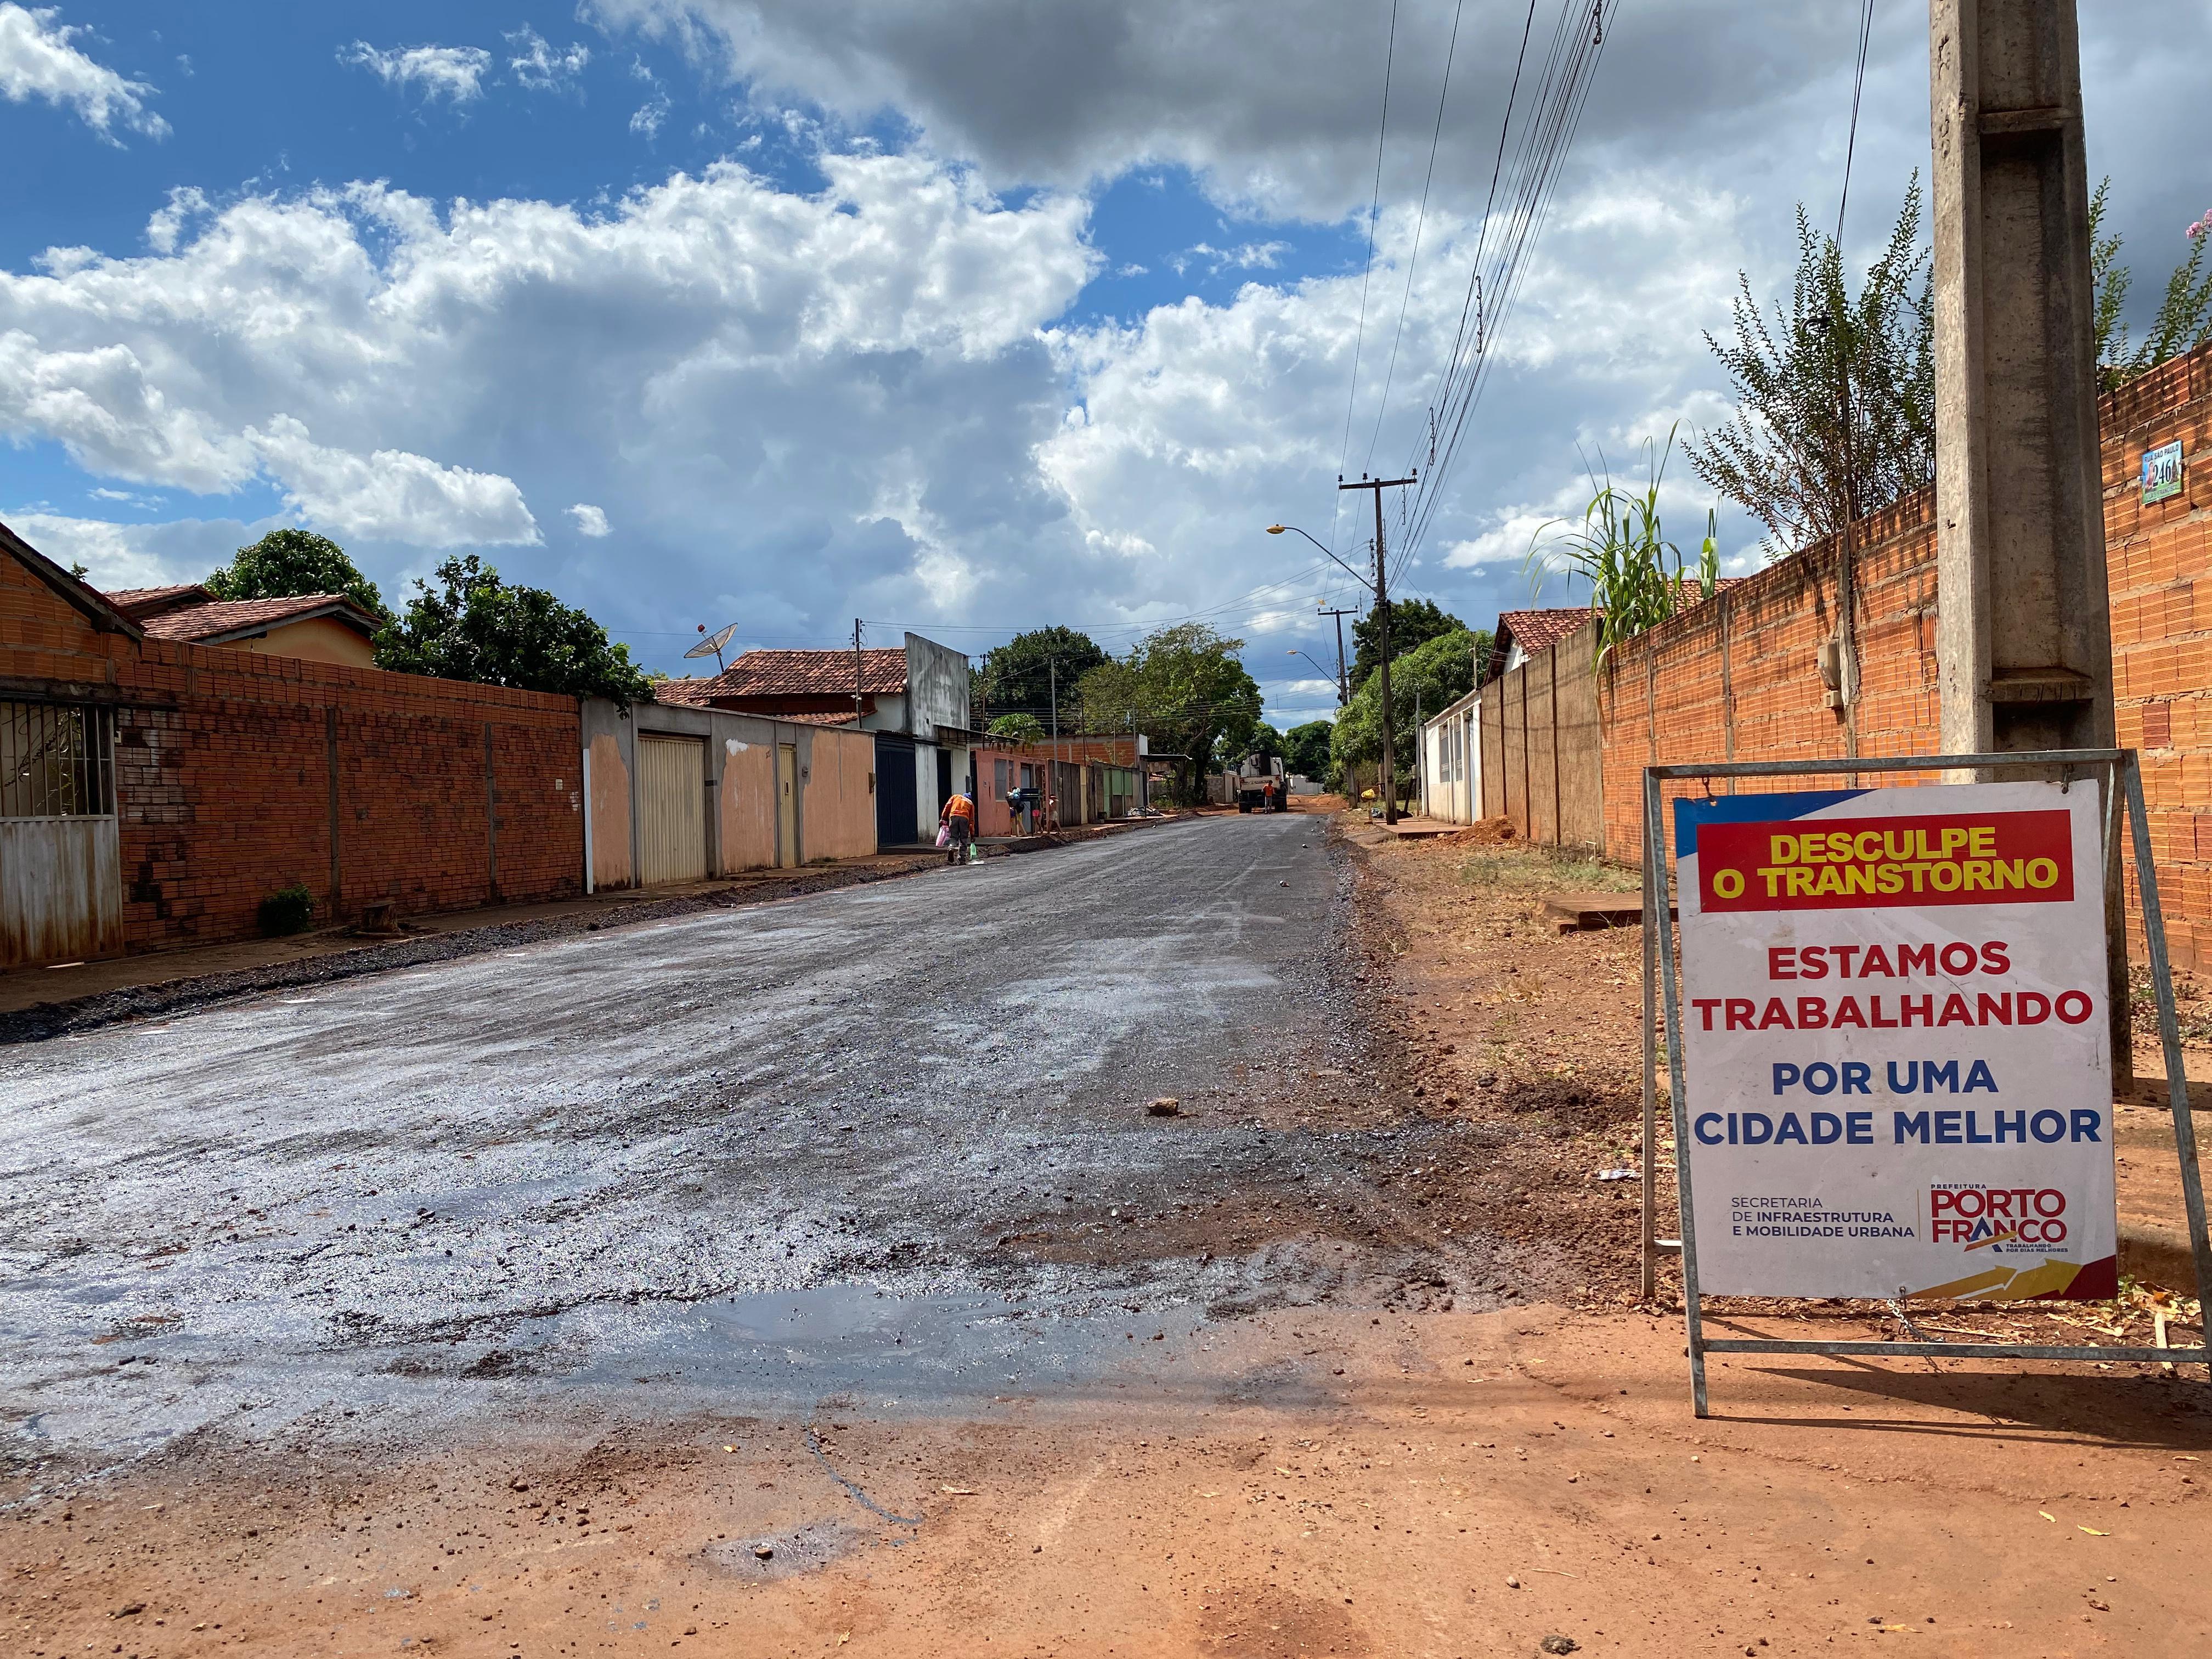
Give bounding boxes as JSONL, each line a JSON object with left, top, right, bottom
{"left": 136, "top": 594, "right": 380, "bottom": 642}
{"left": 106, "top": 584, "right": 212, "bottom": 614}
{"left": 701, "top": 647, "right": 909, "bottom": 698}
{"left": 1495, "top": 608, "right": 1590, "bottom": 656}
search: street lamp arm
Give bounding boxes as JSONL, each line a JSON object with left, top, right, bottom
{"left": 1266, "top": 523, "right": 1369, "bottom": 585}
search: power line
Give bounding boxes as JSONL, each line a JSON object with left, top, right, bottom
{"left": 1837, "top": 0, "right": 1876, "bottom": 245}
{"left": 1364, "top": 0, "right": 1466, "bottom": 475}
{"left": 1394, "top": 0, "right": 1616, "bottom": 578}
{"left": 1330, "top": 0, "right": 1400, "bottom": 555}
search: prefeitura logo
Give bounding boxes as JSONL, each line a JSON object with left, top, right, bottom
{"left": 1928, "top": 1183, "right": 2072, "bottom": 1253}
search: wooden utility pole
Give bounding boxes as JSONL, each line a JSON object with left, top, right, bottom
{"left": 1928, "top": 0, "right": 2125, "bottom": 1073}
{"left": 1340, "top": 473, "right": 1417, "bottom": 824}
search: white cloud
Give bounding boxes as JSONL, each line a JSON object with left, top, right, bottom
{"left": 630, "top": 88, "right": 670, "bottom": 137}
{"left": 0, "top": 150, "right": 1094, "bottom": 604}
{"left": 248, "top": 416, "right": 540, "bottom": 548}
{"left": 339, "top": 41, "right": 492, "bottom": 105}
{"left": 0, "top": 3, "right": 167, "bottom": 140}
{"left": 507, "top": 26, "right": 589, "bottom": 92}
{"left": 2, "top": 510, "right": 256, "bottom": 590}
{"left": 567, "top": 503, "right": 611, "bottom": 537}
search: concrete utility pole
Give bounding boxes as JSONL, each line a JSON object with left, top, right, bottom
{"left": 1340, "top": 473, "right": 1418, "bottom": 824}
{"left": 1318, "top": 606, "right": 1359, "bottom": 708}
{"left": 1928, "top": 0, "right": 2125, "bottom": 1070}
{"left": 852, "top": 619, "right": 865, "bottom": 726}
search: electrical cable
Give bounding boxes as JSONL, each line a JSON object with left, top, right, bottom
{"left": 1329, "top": 0, "right": 1400, "bottom": 557}
{"left": 1363, "top": 0, "right": 1465, "bottom": 475}
{"left": 1394, "top": 0, "right": 1615, "bottom": 578}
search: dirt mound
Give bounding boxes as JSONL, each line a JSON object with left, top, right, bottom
{"left": 1444, "top": 817, "right": 1516, "bottom": 845}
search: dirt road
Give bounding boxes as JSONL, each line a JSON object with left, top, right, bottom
{"left": 2, "top": 815, "right": 2207, "bottom": 1656}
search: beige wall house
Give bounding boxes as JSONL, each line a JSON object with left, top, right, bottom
{"left": 104, "top": 585, "right": 382, "bottom": 668}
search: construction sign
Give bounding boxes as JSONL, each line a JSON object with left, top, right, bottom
{"left": 1673, "top": 780, "right": 2116, "bottom": 1301}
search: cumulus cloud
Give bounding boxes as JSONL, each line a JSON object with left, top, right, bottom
{"left": 507, "top": 26, "right": 589, "bottom": 92}
{"left": 340, "top": 40, "right": 492, "bottom": 105}
{"left": 567, "top": 503, "right": 611, "bottom": 537}
{"left": 10, "top": 0, "right": 2209, "bottom": 726}
{"left": 0, "top": 3, "right": 167, "bottom": 140}
{"left": 0, "top": 151, "right": 1097, "bottom": 617}
{"left": 248, "top": 416, "right": 540, "bottom": 548}
{"left": 582, "top": 1, "right": 1920, "bottom": 222}
{"left": 3, "top": 510, "right": 260, "bottom": 590}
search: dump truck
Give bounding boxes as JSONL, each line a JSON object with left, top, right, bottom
{"left": 1228, "top": 753, "right": 1289, "bottom": 813}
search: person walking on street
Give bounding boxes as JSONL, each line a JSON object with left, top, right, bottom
{"left": 941, "top": 787, "right": 975, "bottom": 865}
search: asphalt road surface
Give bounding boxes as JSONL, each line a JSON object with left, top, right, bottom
{"left": 0, "top": 815, "right": 1489, "bottom": 1465}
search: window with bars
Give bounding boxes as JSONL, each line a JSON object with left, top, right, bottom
{"left": 1, "top": 701, "right": 114, "bottom": 818}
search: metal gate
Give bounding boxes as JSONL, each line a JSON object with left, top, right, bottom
{"left": 874, "top": 732, "right": 917, "bottom": 848}
{"left": 636, "top": 733, "right": 707, "bottom": 885}
{"left": 0, "top": 700, "right": 122, "bottom": 966}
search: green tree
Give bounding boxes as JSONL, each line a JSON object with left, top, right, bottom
{"left": 987, "top": 712, "right": 1046, "bottom": 744}
{"left": 1245, "top": 721, "right": 1284, "bottom": 762}
{"left": 1331, "top": 627, "right": 1480, "bottom": 796}
{"left": 1349, "top": 597, "right": 1463, "bottom": 694}
{"left": 977, "top": 626, "right": 1109, "bottom": 726}
{"left": 1070, "top": 622, "right": 1261, "bottom": 789}
{"left": 1686, "top": 177, "right": 1934, "bottom": 558}
{"left": 1283, "top": 719, "right": 1334, "bottom": 782}
{"left": 207, "top": 528, "right": 390, "bottom": 622}
{"left": 2091, "top": 178, "right": 2212, "bottom": 393}
{"left": 375, "top": 555, "right": 652, "bottom": 706}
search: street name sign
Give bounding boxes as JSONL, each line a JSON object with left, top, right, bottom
{"left": 1674, "top": 780, "right": 2115, "bottom": 1301}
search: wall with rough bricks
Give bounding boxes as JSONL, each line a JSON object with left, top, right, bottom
{"left": 1508, "top": 341, "right": 2212, "bottom": 968}
{"left": 1, "top": 548, "right": 582, "bottom": 954}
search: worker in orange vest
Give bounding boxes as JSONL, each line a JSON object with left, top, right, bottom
{"left": 940, "top": 788, "right": 975, "bottom": 865}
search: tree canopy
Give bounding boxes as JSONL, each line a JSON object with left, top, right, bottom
{"left": 1350, "top": 597, "right": 1463, "bottom": 693}
{"left": 986, "top": 712, "right": 1046, "bottom": 744}
{"left": 375, "top": 555, "right": 653, "bottom": 706}
{"left": 1069, "top": 622, "right": 1261, "bottom": 785}
{"left": 1331, "top": 627, "right": 1480, "bottom": 784}
{"left": 1283, "top": 719, "right": 1334, "bottom": 782}
{"left": 1685, "top": 177, "right": 1934, "bottom": 559}
{"left": 977, "top": 626, "right": 1109, "bottom": 726}
{"left": 206, "top": 528, "right": 390, "bottom": 622}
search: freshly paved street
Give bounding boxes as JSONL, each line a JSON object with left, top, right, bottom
{"left": 7, "top": 816, "right": 2204, "bottom": 1657}
{"left": 0, "top": 814, "right": 1474, "bottom": 1455}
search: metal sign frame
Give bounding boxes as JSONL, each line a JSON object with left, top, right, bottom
{"left": 1638, "top": 747, "right": 2212, "bottom": 1417}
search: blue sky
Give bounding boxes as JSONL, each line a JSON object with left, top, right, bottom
{"left": 2, "top": 1, "right": 2204, "bottom": 730}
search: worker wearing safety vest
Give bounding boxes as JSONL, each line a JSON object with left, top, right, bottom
{"left": 941, "top": 789, "right": 975, "bottom": 864}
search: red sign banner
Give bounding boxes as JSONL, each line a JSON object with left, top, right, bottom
{"left": 1696, "top": 810, "right": 2075, "bottom": 913}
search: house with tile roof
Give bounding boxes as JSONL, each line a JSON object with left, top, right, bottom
{"left": 105, "top": 584, "right": 383, "bottom": 669}
{"left": 654, "top": 631, "right": 978, "bottom": 848}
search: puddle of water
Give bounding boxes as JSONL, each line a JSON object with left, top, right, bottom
{"left": 554, "top": 1282, "right": 1207, "bottom": 1408}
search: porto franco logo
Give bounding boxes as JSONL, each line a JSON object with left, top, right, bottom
{"left": 1929, "top": 1184, "right": 2069, "bottom": 1251}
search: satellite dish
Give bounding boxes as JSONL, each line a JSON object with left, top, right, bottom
{"left": 685, "top": 622, "right": 737, "bottom": 673}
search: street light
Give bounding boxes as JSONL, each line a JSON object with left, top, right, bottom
{"left": 1266, "top": 523, "right": 1372, "bottom": 585}
{"left": 1288, "top": 649, "right": 1338, "bottom": 694}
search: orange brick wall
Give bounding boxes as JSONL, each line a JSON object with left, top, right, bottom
{"left": 1517, "top": 342, "right": 2212, "bottom": 969}
{"left": 1, "top": 555, "right": 582, "bottom": 953}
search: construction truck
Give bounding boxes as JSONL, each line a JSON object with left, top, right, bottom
{"left": 1228, "top": 753, "right": 1289, "bottom": 814}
